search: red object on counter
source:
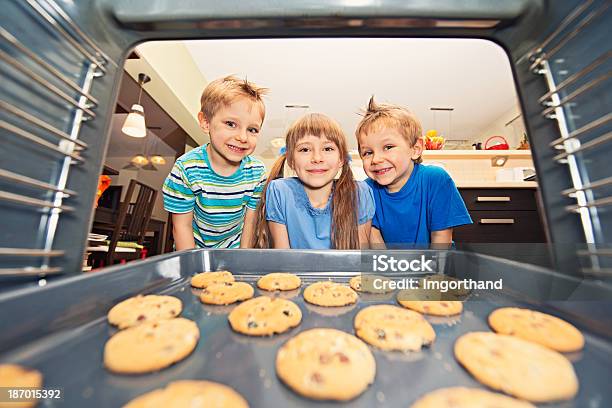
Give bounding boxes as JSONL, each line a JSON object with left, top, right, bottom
{"left": 95, "top": 175, "right": 112, "bottom": 208}
{"left": 484, "top": 135, "right": 510, "bottom": 150}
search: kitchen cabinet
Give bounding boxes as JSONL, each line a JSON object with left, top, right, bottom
{"left": 454, "top": 188, "right": 546, "bottom": 243}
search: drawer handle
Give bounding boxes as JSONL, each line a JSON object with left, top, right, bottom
{"left": 479, "top": 218, "right": 515, "bottom": 224}
{"left": 476, "top": 196, "right": 511, "bottom": 202}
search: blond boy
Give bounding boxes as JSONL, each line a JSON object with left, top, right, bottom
{"left": 163, "top": 75, "right": 267, "bottom": 249}
{"left": 356, "top": 97, "right": 471, "bottom": 246}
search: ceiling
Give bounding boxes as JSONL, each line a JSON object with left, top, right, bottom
{"left": 183, "top": 38, "right": 519, "bottom": 157}
{"left": 106, "top": 114, "right": 177, "bottom": 158}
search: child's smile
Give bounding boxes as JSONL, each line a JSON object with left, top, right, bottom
{"left": 358, "top": 128, "right": 422, "bottom": 193}
{"left": 371, "top": 167, "right": 393, "bottom": 176}
{"left": 198, "top": 97, "right": 263, "bottom": 174}
{"left": 226, "top": 144, "right": 248, "bottom": 154}
{"left": 307, "top": 168, "right": 330, "bottom": 174}
{"left": 291, "top": 135, "right": 343, "bottom": 192}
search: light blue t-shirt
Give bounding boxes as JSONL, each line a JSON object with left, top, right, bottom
{"left": 265, "top": 178, "right": 375, "bottom": 249}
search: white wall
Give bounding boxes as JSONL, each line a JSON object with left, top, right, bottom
{"left": 138, "top": 38, "right": 521, "bottom": 153}
{"left": 127, "top": 42, "right": 209, "bottom": 145}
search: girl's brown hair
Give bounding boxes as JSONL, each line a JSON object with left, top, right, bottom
{"left": 254, "top": 113, "right": 359, "bottom": 249}
{"left": 355, "top": 96, "right": 423, "bottom": 164}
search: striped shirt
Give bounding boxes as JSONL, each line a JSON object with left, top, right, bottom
{"left": 162, "top": 144, "right": 266, "bottom": 248}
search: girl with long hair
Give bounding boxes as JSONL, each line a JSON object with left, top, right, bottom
{"left": 253, "top": 113, "right": 374, "bottom": 249}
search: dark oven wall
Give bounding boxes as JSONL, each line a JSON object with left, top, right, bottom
{"left": 2, "top": 0, "right": 605, "bottom": 277}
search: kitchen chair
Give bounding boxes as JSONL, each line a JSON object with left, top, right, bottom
{"left": 91, "top": 179, "right": 158, "bottom": 266}
{"left": 163, "top": 214, "right": 174, "bottom": 253}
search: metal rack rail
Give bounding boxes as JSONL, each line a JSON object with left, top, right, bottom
{"left": 525, "top": 0, "right": 612, "bottom": 275}
{"left": 0, "top": 0, "right": 109, "bottom": 277}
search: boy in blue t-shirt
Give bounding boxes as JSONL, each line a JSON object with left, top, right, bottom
{"left": 355, "top": 97, "right": 472, "bottom": 247}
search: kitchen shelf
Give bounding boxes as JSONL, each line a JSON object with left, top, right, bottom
{"left": 455, "top": 181, "right": 538, "bottom": 188}
{"left": 348, "top": 150, "right": 532, "bottom": 160}
{"left": 422, "top": 150, "right": 532, "bottom": 159}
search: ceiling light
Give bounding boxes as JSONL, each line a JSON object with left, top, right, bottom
{"left": 130, "top": 154, "right": 149, "bottom": 166}
{"left": 122, "top": 104, "right": 146, "bottom": 138}
{"left": 150, "top": 155, "right": 166, "bottom": 165}
{"left": 122, "top": 73, "right": 151, "bottom": 138}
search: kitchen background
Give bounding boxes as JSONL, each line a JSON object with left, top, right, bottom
{"left": 99, "top": 37, "right": 542, "bottom": 256}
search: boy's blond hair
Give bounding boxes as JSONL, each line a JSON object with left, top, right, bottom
{"left": 355, "top": 96, "right": 423, "bottom": 164}
{"left": 200, "top": 75, "right": 268, "bottom": 122}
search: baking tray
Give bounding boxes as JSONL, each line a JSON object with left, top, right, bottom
{"left": 1, "top": 249, "right": 611, "bottom": 407}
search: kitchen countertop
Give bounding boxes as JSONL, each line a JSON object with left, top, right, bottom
{"left": 455, "top": 181, "right": 538, "bottom": 188}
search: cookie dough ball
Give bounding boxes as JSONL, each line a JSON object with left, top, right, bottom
{"left": 104, "top": 318, "right": 199, "bottom": 374}
{"left": 276, "top": 328, "right": 375, "bottom": 401}
{"left": 303, "top": 281, "right": 357, "bottom": 307}
{"left": 229, "top": 296, "right": 302, "bottom": 336}
{"left": 420, "top": 274, "right": 471, "bottom": 299}
{"left": 123, "top": 380, "right": 248, "bottom": 408}
{"left": 354, "top": 304, "right": 435, "bottom": 351}
{"left": 257, "top": 273, "right": 301, "bottom": 291}
{"left": 107, "top": 295, "right": 182, "bottom": 329}
{"left": 349, "top": 275, "right": 394, "bottom": 294}
{"left": 199, "top": 282, "right": 254, "bottom": 305}
{"left": 454, "top": 332, "right": 578, "bottom": 402}
{"left": 489, "top": 307, "right": 584, "bottom": 352}
{"left": 191, "top": 270, "right": 234, "bottom": 289}
{"left": 397, "top": 288, "right": 463, "bottom": 316}
{"left": 0, "top": 364, "right": 42, "bottom": 408}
